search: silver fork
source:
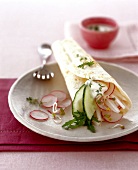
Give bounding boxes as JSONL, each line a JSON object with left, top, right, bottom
{"left": 33, "top": 43, "right": 54, "bottom": 80}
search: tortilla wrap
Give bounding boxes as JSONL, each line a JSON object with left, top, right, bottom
{"left": 52, "top": 38, "right": 132, "bottom": 118}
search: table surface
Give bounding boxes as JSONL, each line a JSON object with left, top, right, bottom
{"left": 0, "top": 0, "right": 138, "bottom": 170}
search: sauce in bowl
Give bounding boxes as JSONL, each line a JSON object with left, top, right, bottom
{"left": 87, "top": 24, "right": 114, "bottom": 32}
{"left": 80, "top": 17, "right": 119, "bottom": 49}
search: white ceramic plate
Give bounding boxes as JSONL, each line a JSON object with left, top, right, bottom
{"left": 8, "top": 62, "right": 138, "bottom": 142}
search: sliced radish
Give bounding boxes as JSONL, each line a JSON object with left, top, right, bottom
{"left": 97, "top": 81, "right": 108, "bottom": 93}
{"left": 41, "top": 94, "right": 57, "bottom": 108}
{"left": 30, "top": 110, "right": 49, "bottom": 121}
{"left": 57, "top": 98, "right": 72, "bottom": 108}
{"left": 95, "top": 97, "right": 109, "bottom": 111}
{"left": 50, "top": 90, "right": 66, "bottom": 101}
{"left": 105, "top": 98, "right": 120, "bottom": 113}
{"left": 101, "top": 110, "right": 123, "bottom": 123}
{"left": 111, "top": 95, "right": 125, "bottom": 109}
{"left": 46, "top": 107, "right": 62, "bottom": 114}
{"left": 114, "top": 88, "right": 127, "bottom": 101}
{"left": 121, "top": 100, "right": 129, "bottom": 110}
{"left": 52, "top": 102, "right": 58, "bottom": 113}
{"left": 104, "top": 83, "right": 115, "bottom": 96}
{"left": 46, "top": 108, "right": 53, "bottom": 114}
{"left": 95, "top": 108, "right": 103, "bottom": 122}
{"left": 53, "top": 115, "right": 62, "bottom": 124}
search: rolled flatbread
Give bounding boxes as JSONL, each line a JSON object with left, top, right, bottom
{"left": 52, "top": 38, "right": 132, "bottom": 123}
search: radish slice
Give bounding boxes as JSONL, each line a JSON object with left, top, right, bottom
{"left": 114, "top": 88, "right": 127, "bottom": 101}
{"left": 95, "top": 108, "right": 103, "bottom": 122}
{"left": 47, "top": 107, "right": 61, "bottom": 114}
{"left": 50, "top": 90, "right": 66, "bottom": 101}
{"left": 101, "top": 110, "right": 123, "bottom": 123}
{"left": 52, "top": 102, "right": 58, "bottom": 113}
{"left": 41, "top": 94, "right": 57, "bottom": 107}
{"left": 111, "top": 95, "right": 125, "bottom": 109}
{"left": 57, "top": 98, "right": 72, "bottom": 108}
{"left": 53, "top": 115, "right": 62, "bottom": 124}
{"left": 30, "top": 110, "right": 49, "bottom": 121}
{"left": 105, "top": 98, "right": 120, "bottom": 113}
{"left": 95, "top": 97, "right": 109, "bottom": 111}
{"left": 104, "top": 83, "right": 115, "bottom": 96}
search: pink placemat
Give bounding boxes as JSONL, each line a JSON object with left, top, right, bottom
{"left": 64, "top": 22, "right": 138, "bottom": 62}
{"left": 0, "top": 79, "right": 138, "bottom": 151}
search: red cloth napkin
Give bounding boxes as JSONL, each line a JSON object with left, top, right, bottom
{"left": 0, "top": 79, "right": 138, "bottom": 151}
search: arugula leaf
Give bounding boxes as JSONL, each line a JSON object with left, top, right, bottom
{"left": 87, "top": 126, "right": 96, "bottom": 133}
{"left": 92, "top": 116, "right": 100, "bottom": 123}
{"left": 62, "top": 118, "right": 85, "bottom": 130}
{"left": 62, "top": 110, "right": 86, "bottom": 130}
{"left": 62, "top": 110, "right": 97, "bottom": 133}
{"left": 73, "top": 110, "right": 86, "bottom": 119}
{"left": 87, "top": 120, "right": 96, "bottom": 133}
{"left": 62, "top": 119, "right": 76, "bottom": 129}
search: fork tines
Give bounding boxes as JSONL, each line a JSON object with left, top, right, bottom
{"left": 33, "top": 71, "right": 54, "bottom": 80}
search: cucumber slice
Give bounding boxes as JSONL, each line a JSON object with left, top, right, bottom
{"left": 72, "top": 84, "right": 85, "bottom": 114}
{"left": 83, "top": 85, "right": 96, "bottom": 120}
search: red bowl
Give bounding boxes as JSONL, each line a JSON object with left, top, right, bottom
{"left": 80, "top": 17, "right": 119, "bottom": 49}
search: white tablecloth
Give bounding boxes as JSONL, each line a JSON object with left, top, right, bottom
{"left": 0, "top": 0, "right": 138, "bottom": 170}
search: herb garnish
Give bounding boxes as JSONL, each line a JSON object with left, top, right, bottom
{"left": 78, "top": 61, "right": 94, "bottom": 69}
{"left": 98, "top": 83, "right": 105, "bottom": 91}
{"left": 87, "top": 25, "right": 99, "bottom": 31}
{"left": 26, "top": 97, "right": 39, "bottom": 104}
{"left": 26, "top": 97, "right": 42, "bottom": 106}
{"left": 80, "top": 57, "right": 87, "bottom": 61}
{"left": 62, "top": 110, "right": 99, "bottom": 133}
{"left": 95, "top": 83, "right": 105, "bottom": 97}
{"left": 59, "top": 108, "right": 66, "bottom": 115}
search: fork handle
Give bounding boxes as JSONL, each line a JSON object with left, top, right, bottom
{"left": 42, "top": 59, "right": 47, "bottom": 66}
